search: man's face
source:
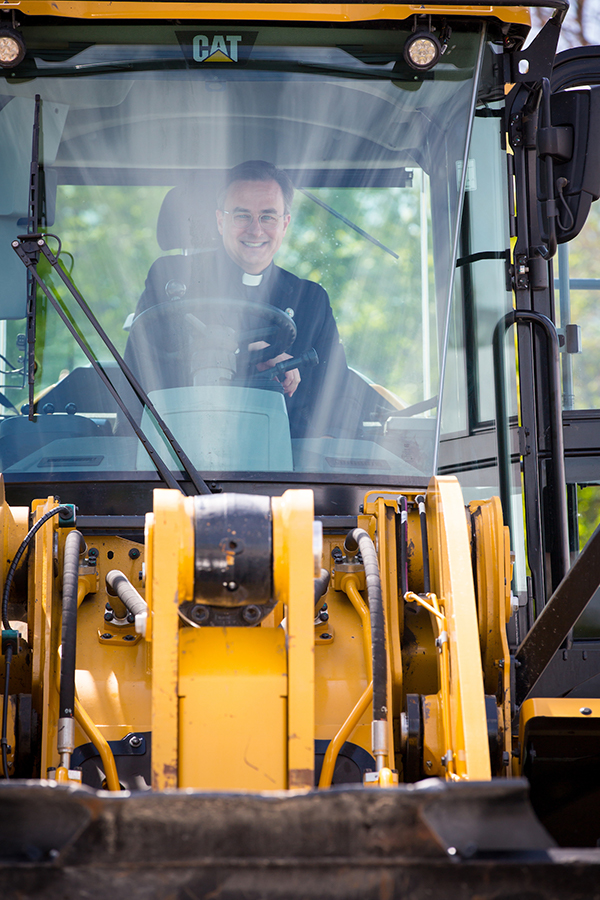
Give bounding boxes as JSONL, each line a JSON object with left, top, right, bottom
{"left": 216, "top": 179, "right": 290, "bottom": 274}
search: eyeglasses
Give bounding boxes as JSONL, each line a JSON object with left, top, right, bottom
{"left": 222, "top": 211, "right": 285, "bottom": 229}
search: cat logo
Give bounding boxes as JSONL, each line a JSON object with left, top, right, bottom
{"left": 193, "top": 34, "right": 242, "bottom": 63}
{"left": 176, "top": 31, "right": 257, "bottom": 66}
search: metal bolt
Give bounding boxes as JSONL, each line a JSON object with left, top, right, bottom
{"left": 320, "top": 633, "right": 331, "bottom": 640}
{"left": 319, "top": 611, "right": 329, "bottom": 622}
{"left": 242, "top": 604, "right": 261, "bottom": 625}
{"left": 580, "top": 707, "right": 592, "bottom": 716}
{"left": 129, "top": 735, "right": 142, "bottom": 748}
{"left": 123, "top": 634, "right": 135, "bottom": 642}
{"left": 104, "top": 611, "right": 114, "bottom": 622}
{"left": 127, "top": 613, "right": 135, "bottom": 624}
{"left": 88, "top": 548, "right": 99, "bottom": 558}
{"left": 226, "top": 581, "right": 238, "bottom": 592}
{"left": 101, "top": 632, "right": 112, "bottom": 639}
{"left": 37, "top": 238, "right": 45, "bottom": 247}
{"left": 129, "top": 548, "right": 140, "bottom": 560}
{"left": 190, "top": 604, "right": 209, "bottom": 625}
{"left": 105, "top": 602, "right": 112, "bottom": 611}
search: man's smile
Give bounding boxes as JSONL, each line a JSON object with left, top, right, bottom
{"left": 216, "top": 179, "right": 290, "bottom": 274}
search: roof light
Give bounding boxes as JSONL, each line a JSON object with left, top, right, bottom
{"left": 403, "top": 31, "right": 441, "bottom": 72}
{"left": 0, "top": 27, "right": 26, "bottom": 69}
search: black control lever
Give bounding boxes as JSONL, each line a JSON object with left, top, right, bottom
{"left": 255, "top": 348, "right": 319, "bottom": 385}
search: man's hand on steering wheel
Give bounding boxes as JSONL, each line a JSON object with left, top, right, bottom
{"left": 249, "top": 341, "right": 301, "bottom": 397}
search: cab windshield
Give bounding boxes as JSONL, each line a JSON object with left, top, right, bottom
{"left": 0, "top": 21, "right": 493, "bottom": 487}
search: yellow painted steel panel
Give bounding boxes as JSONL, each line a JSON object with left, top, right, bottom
{"left": 426, "top": 476, "right": 491, "bottom": 781}
{"left": 10, "top": 1, "right": 531, "bottom": 26}
{"left": 272, "top": 489, "right": 315, "bottom": 790}
{"left": 179, "top": 626, "right": 287, "bottom": 790}
{"left": 149, "top": 489, "right": 194, "bottom": 790}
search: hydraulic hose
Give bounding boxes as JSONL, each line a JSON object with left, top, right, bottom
{"left": 344, "top": 529, "right": 386, "bottom": 722}
{"left": 105, "top": 570, "right": 148, "bottom": 622}
{"left": 396, "top": 496, "right": 409, "bottom": 598}
{"left": 58, "top": 530, "right": 85, "bottom": 769}
{"left": 59, "top": 531, "right": 85, "bottom": 721}
{"left": 2, "top": 505, "right": 72, "bottom": 630}
{"left": 314, "top": 568, "right": 330, "bottom": 607}
{"left": 415, "top": 495, "right": 430, "bottom": 594}
{"left": 2, "top": 504, "right": 71, "bottom": 779}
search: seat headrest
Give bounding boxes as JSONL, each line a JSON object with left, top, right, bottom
{"left": 157, "top": 176, "right": 219, "bottom": 252}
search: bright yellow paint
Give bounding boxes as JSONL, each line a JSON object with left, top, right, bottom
{"left": 318, "top": 681, "right": 372, "bottom": 788}
{"left": 29, "top": 497, "right": 63, "bottom": 777}
{"left": 339, "top": 574, "right": 372, "bottom": 682}
{"left": 148, "top": 489, "right": 194, "bottom": 790}
{"left": 426, "top": 476, "right": 491, "bottom": 781}
{"left": 179, "top": 626, "right": 287, "bottom": 790}
{"left": 469, "top": 496, "right": 512, "bottom": 770}
{"left": 8, "top": 1, "right": 531, "bottom": 25}
{"left": 316, "top": 536, "right": 372, "bottom": 759}
{"left": 272, "top": 489, "right": 315, "bottom": 789}
{"left": 74, "top": 694, "right": 121, "bottom": 790}
{"left": 0, "top": 476, "right": 28, "bottom": 599}
{"left": 72, "top": 534, "right": 150, "bottom": 754}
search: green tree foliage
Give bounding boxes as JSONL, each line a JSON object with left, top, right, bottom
{"left": 29, "top": 178, "right": 437, "bottom": 409}
{"left": 560, "top": 201, "right": 600, "bottom": 410}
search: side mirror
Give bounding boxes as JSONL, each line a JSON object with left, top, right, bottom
{"left": 538, "top": 85, "right": 600, "bottom": 245}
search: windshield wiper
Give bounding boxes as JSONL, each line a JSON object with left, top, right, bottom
{"left": 20, "top": 56, "right": 430, "bottom": 81}
{"left": 24, "top": 94, "right": 42, "bottom": 421}
{"left": 298, "top": 189, "right": 399, "bottom": 260}
{"left": 12, "top": 233, "right": 211, "bottom": 496}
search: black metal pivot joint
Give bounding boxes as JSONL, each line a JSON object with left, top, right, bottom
{"left": 183, "top": 494, "right": 274, "bottom": 627}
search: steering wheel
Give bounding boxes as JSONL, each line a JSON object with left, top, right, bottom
{"left": 125, "top": 298, "right": 297, "bottom": 387}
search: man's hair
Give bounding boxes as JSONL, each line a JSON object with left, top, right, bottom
{"left": 218, "top": 160, "right": 294, "bottom": 215}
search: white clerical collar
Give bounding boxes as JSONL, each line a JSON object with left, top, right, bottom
{"left": 242, "top": 272, "right": 263, "bottom": 286}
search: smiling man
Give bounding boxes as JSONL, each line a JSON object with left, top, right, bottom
{"left": 208, "top": 160, "right": 348, "bottom": 436}
{"left": 132, "top": 160, "right": 351, "bottom": 438}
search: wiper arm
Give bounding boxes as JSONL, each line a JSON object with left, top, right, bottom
{"left": 12, "top": 234, "right": 211, "bottom": 496}
{"left": 299, "top": 189, "right": 399, "bottom": 260}
{"left": 21, "top": 57, "right": 407, "bottom": 81}
{"left": 25, "top": 93, "right": 42, "bottom": 421}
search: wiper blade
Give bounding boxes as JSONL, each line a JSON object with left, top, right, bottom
{"left": 20, "top": 56, "right": 411, "bottom": 81}
{"left": 299, "top": 189, "right": 399, "bottom": 260}
{"left": 12, "top": 234, "right": 211, "bottom": 496}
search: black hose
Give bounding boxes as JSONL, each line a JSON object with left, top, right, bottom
{"left": 415, "top": 495, "right": 430, "bottom": 594}
{"left": 314, "top": 568, "right": 330, "bottom": 607}
{"left": 1, "top": 644, "right": 13, "bottom": 778}
{"left": 59, "top": 530, "right": 85, "bottom": 720}
{"left": 1, "top": 505, "right": 72, "bottom": 779}
{"left": 105, "top": 570, "right": 148, "bottom": 619}
{"left": 344, "top": 528, "right": 387, "bottom": 721}
{"left": 2, "top": 505, "right": 71, "bottom": 630}
{"left": 396, "top": 496, "right": 408, "bottom": 598}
